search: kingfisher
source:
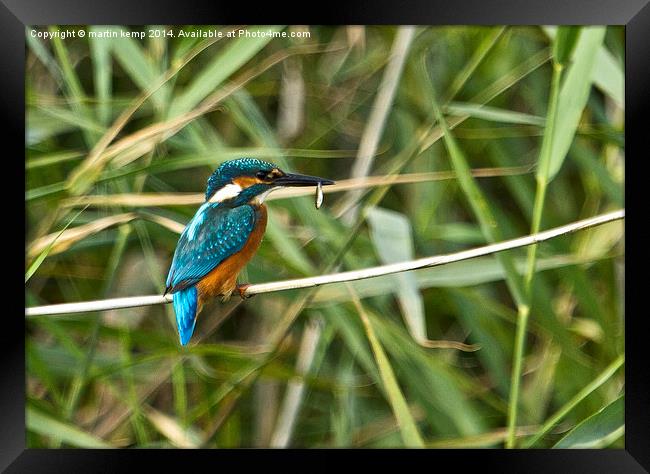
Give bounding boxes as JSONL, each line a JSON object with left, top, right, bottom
{"left": 165, "top": 158, "right": 334, "bottom": 346}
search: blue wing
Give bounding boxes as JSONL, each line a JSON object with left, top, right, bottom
{"left": 165, "top": 203, "right": 257, "bottom": 293}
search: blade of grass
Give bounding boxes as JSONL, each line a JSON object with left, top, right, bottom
{"left": 312, "top": 252, "right": 618, "bottom": 305}
{"left": 25, "top": 205, "right": 89, "bottom": 282}
{"left": 108, "top": 26, "right": 169, "bottom": 109}
{"left": 48, "top": 26, "right": 101, "bottom": 146}
{"left": 342, "top": 26, "right": 415, "bottom": 223}
{"left": 143, "top": 405, "right": 203, "bottom": 448}
{"left": 349, "top": 287, "right": 425, "bottom": 447}
{"left": 27, "top": 212, "right": 138, "bottom": 259}
{"left": 89, "top": 27, "right": 113, "bottom": 126}
{"left": 543, "top": 26, "right": 622, "bottom": 109}
{"left": 367, "top": 207, "right": 425, "bottom": 341}
{"left": 444, "top": 26, "right": 507, "bottom": 102}
{"left": 507, "top": 27, "right": 606, "bottom": 448}
{"left": 119, "top": 326, "right": 150, "bottom": 445}
{"left": 26, "top": 341, "right": 65, "bottom": 408}
{"left": 428, "top": 61, "right": 526, "bottom": 308}
{"left": 90, "top": 302, "right": 244, "bottom": 440}
{"left": 26, "top": 28, "right": 63, "bottom": 85}
{"left": 523, "top": 354, "right": 624, "bottom": 447}
{"left": 56, "top": 224, "right": 134, "bottom": 447}
{"left": 27, "top": 406, "right": 112, "bottom": 448}
{"left": 372, "top": 311, "right": 486, "bottom": 435}
{"left": 548, "top": 27, "right": 607, "bottom": 180}
{"left": 553, "top": 27, "right": 581, "bottom": 66}
{"left": 426, "top": 425, "right": 545, "bottom": 448}
{"left": 445, "top": 102, "right": 545, "bottom": 126}
{"left": 553, "top": 395, "right": 624, "bottom": 448}
{"left": 168, "top": 26, "right": 283, "bottom": 117}
{"left": 63, "top": 28, "right": 230, "bottom": 197}
{"left": 506, "top": 38, "right": 567, "bottom": 448}
{"left": 269, "top": 318, "right": 324, "bottom": 447}
{"left": 26, "top": 110, "right": 77, "bottom": 145}
{"left": 592, "top": 46, "right": 624, "bottom": 109}
{"left": 26, "top": 150, "right": 85, "bottom": 170}
{"left": 35, "top": 105, "right": 106, "bottom": 135}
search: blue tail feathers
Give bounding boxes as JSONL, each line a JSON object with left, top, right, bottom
{"left": 172, "top": 286, "right": 198, "bottom": 345}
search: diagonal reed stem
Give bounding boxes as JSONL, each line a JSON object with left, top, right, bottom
{"left": 341, "top": 26, "right": 416, "bottom": 224}
{"left": 26, "top": 210, "right": 623, "bottom": 317}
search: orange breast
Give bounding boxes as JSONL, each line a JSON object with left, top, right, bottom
{"left": 196, "top": 205, "right": 268, "bottom": 304}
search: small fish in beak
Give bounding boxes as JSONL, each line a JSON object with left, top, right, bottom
{"left": 316, "top": 181, "right": 324, "bottom": 209}
{"left": 271, "top": 171, "right": 334, "bottom": 209}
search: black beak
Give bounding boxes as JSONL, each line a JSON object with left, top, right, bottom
{"left": 274, "top": 173, "right": 335, "bottom": 187}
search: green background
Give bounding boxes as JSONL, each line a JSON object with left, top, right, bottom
{"left": 25, "top": 25, "right": 624, "bottom": 448}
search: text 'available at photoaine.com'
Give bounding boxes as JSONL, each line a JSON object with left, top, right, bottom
{"left": 29, "top": 27, "right": 311, "bottom": 41}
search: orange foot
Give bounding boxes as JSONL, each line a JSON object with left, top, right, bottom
{"left": 236, "top": 283, "right": 253, "bottom": 300}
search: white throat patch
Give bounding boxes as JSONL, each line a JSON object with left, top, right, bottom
{"left": 209, "top": 183, "right": 242, "bottom": 203}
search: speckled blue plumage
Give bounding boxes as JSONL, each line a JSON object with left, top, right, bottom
{"left": 166, "top": 202, "right": 259, "bottom": 345}
{"left": 166, "top": 158, "right": 283, "bottom": 345}
{"left": 206, "top": 158, "right": 277, "bottom": 201}
{"left": 166, "top": 203, "right": 257, "bottom": 292}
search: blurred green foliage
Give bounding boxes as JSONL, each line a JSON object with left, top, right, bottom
{"left": 25, "top": 25, "right": 624, "bottom": 448}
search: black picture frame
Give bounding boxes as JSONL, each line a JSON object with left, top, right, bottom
{"left": 6, "top": 0, "right": 648, "bottom": 471}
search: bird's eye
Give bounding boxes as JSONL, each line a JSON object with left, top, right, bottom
{"left": 256, "top": 171, "right": 269, "bottom": 180}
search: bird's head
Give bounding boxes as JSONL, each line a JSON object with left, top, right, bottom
{"left": 205, "top": 158, "right": 335, "bottom": 206}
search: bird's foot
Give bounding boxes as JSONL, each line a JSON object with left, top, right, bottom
{"left": 236, "top": 283, "right": 253, "bottom": 300}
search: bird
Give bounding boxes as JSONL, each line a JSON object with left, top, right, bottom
{"left": 165, "top": 158, "right": 334, "bottom": 346}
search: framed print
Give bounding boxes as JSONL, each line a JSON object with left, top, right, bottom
{"left": 5, "top": 0, "right": 649, "bottom": 471}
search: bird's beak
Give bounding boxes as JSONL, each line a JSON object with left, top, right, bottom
{"left": 273, "top": 173, "right": 335, "bottom": 187}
